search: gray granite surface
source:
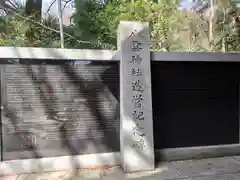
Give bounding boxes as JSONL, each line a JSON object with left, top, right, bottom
{"left": 1, "top": 156, "right": 240, "bottom": 179}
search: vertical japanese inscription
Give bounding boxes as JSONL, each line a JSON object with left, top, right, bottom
{"left": 119, "top": 21, "right": 154, "bottom": 171}
{"left": 130, "top": 38, "right": 146, "bottom": 151}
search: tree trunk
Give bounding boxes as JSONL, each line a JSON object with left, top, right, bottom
{"left": 25, "top": 0, "right": 42, "bottom": 20}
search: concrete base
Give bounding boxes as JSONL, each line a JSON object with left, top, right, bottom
{"left": 156, "top": 144, "right": 240, "bottom": 161}
{"left": 2, "top": 144, "right": 240, "bottom": 176}
{"left": 3, "top": 155, "right": 240, "bottom": 180}
{"left": 0, "top": 152, "right": 120, "bottom": 176}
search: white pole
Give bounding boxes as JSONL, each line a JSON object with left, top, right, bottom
{"left": 57, "top": 0, "right": 64, "bottom": 48}
{"left": 209, "top": 0, "right": 214, "bottom": 43}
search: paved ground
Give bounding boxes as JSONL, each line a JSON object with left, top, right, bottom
{"left": 2, "top": 156, "right": 240, "bottom": 179}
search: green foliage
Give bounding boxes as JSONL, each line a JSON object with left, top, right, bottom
{"left": 211, "top": 2, "right": 240, "bottom": 52}
{"left": 0, "top": 14, "right": 61, "bottom": 47}
{"left": 72, "top": 0, "right": 186, "bottom": 51}
{"left": 0, "top": 16, "right": 27, "bottom": 46}
{"left": 1, "top": 0, "right": 240, "bottom": 53}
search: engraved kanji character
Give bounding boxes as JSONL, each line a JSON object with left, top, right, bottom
{"left": 132, "top": 80, "right": 144, "bottom": 92}
{"left": 133, "top": 110, "right": 144, "bottom": 121}
{"left": 131, "top": 41, "right": 143, "bottom": 51}
{"left": 130, "top": 54, "right": 142, "bottom": 64}
{"left": 130, "top": 68, "right": 142, "bottom": 76}
{"left": 128, "top": 30, "right": 136, "bottom": 38}
{"left": 128, "top": 30, "right": 144, "bottom": 38}
{"left": 132, "top": 94, "right": 143, "bottom": 108}
{"left": 132, "top": 138, "right": 145, "bottom": 151}
{"left": 20, "top": 133, "right": 37, "bottom": 149}
{"left": 132, "top": 124, "right": 145, "bottom": 137}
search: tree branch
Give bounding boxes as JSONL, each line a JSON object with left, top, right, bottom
{"left": 45, "top": 0, "right": 57, "bottom": 16}
{"left": 0, "top": 1, "right": 15, "bottom": 13}
{"left": 6, "top": 0, "right": 19, "bottom": 9}
{"left": 62, "top": 0, "right": 72, "bottom": 11}
{"left": 0, "top": 7, "right": 92, "bottom": 45}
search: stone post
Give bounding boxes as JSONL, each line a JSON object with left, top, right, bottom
{"left": 118, "top": 21, "right": 155, "bottom": 172}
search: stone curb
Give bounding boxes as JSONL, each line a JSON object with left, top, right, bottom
{"left": 0, "top": 170, "right": 102, "bottom": 180}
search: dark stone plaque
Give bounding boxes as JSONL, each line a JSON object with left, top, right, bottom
{"left": 152, "top": 61, "right": 239, "bottom": 149}
{"left": 1, "top": 61, "right": 120, "bottom": 160}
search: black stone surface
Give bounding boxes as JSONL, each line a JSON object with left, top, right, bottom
{"left": 152, "top": 61, "right": 239, "bottom": 149}
{"left": 1, "top": 61, "right": 120, "bottom": 160}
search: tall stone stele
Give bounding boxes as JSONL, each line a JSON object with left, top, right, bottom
{"left": 117, "top": 21, "right": 155, "bottom": 172}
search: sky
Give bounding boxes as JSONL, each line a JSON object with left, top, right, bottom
{"left": 180, "top": 0, "right": 194, "bottom": 9}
